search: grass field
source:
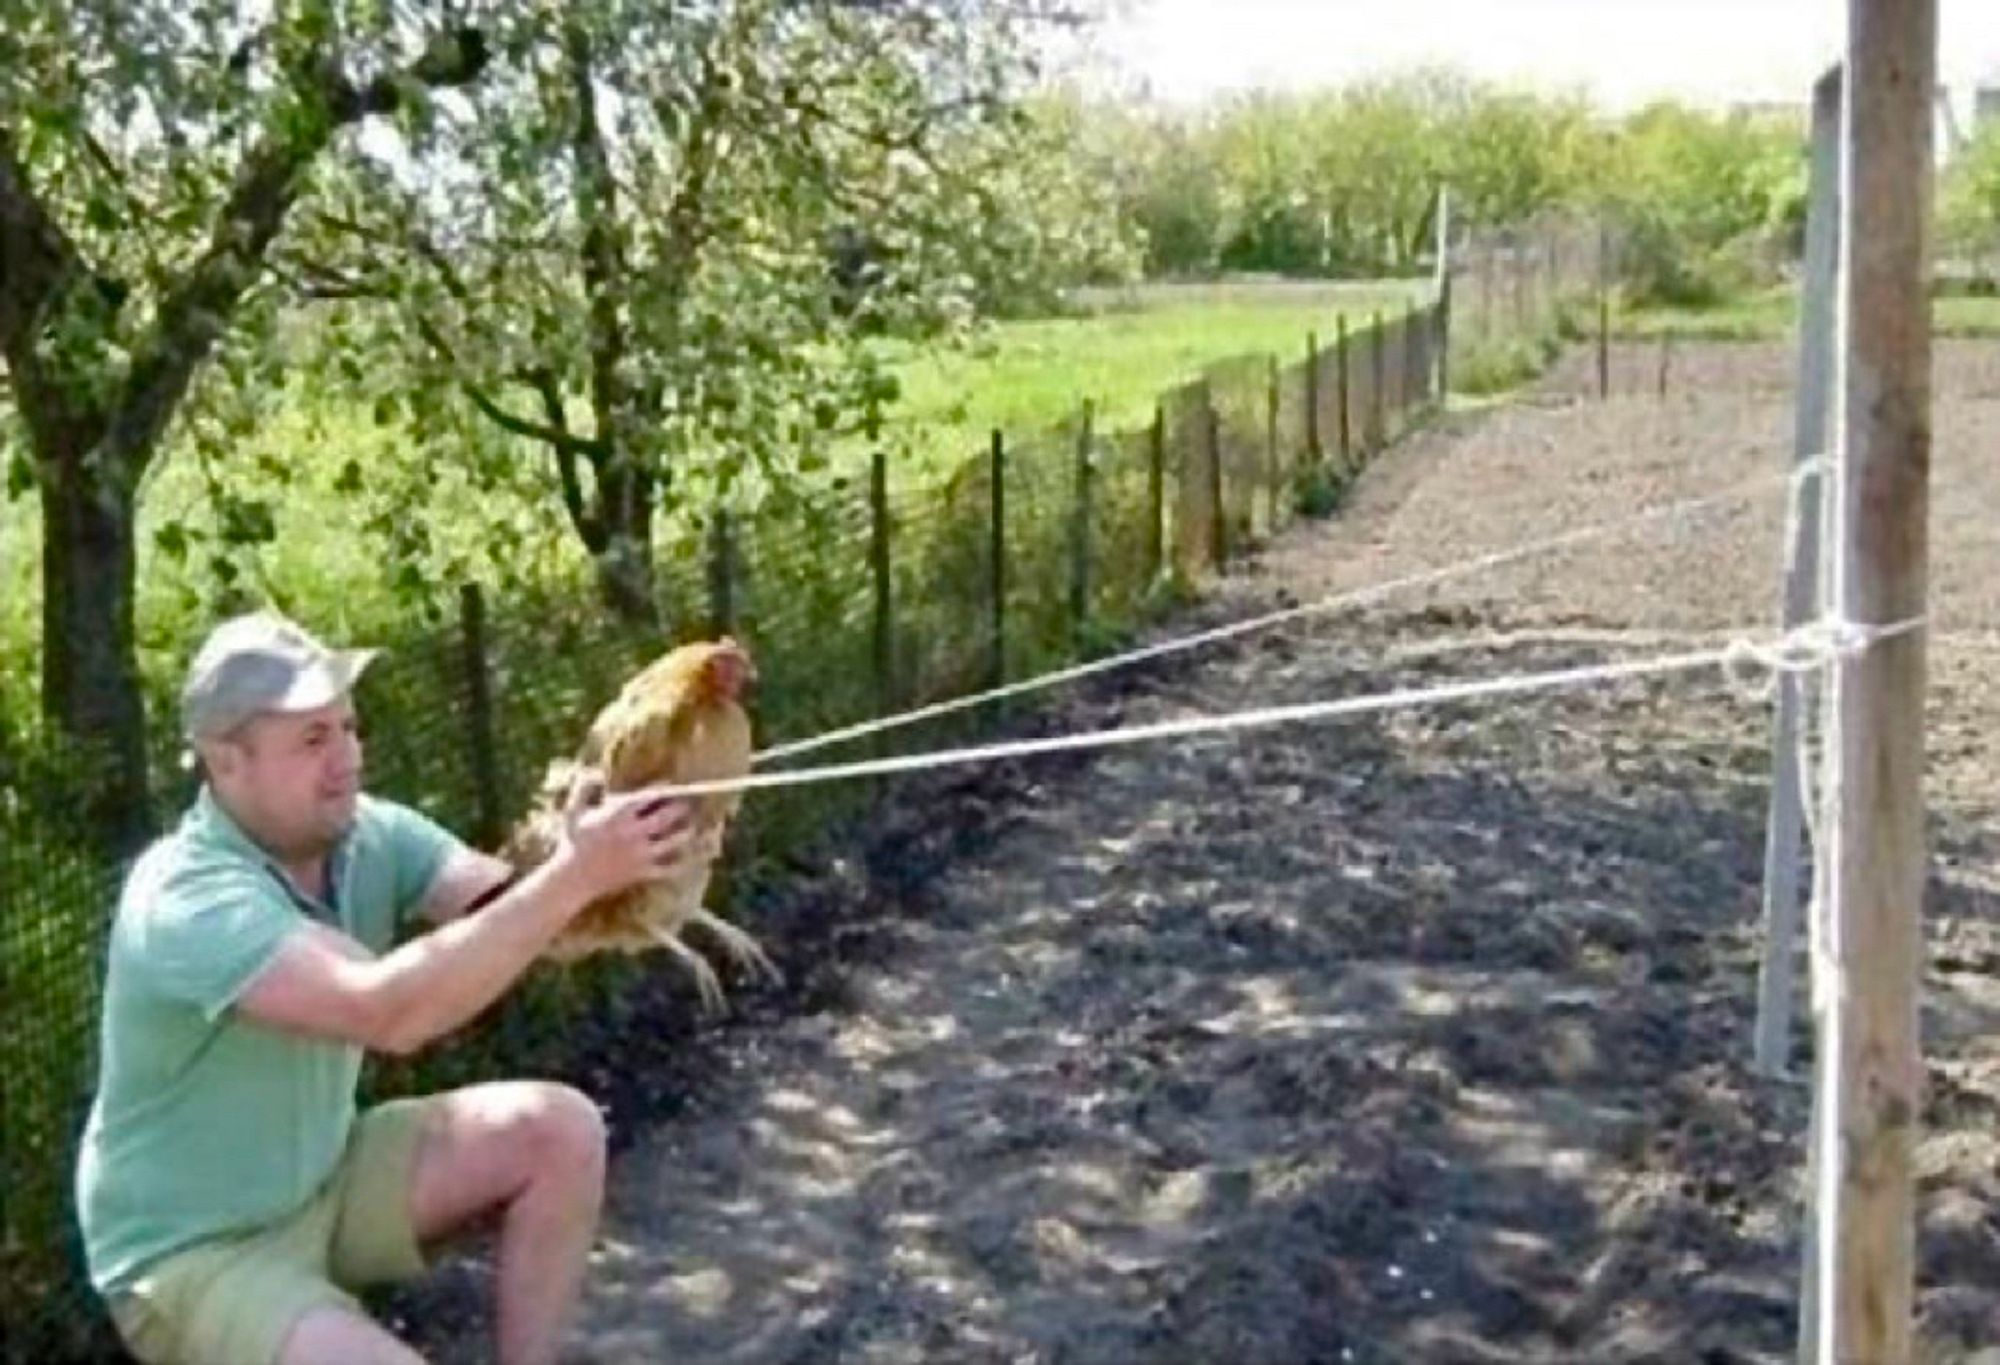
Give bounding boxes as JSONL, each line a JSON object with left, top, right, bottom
{"left": 1616, "top": 284, "right": 2000, "bottom": 340}
{"left": 0, "top": 280, "right": 1431, "bottom": 712}
{"left": 889, "top": 279, "right": 1430, "bottom": 456}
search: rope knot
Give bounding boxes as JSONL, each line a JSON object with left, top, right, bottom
{"left": 1720, "top": 616, "right": 1927, "bottom": 701}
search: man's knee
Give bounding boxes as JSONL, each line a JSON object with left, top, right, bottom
{"left": 519, "top": 1083, "right": 607, "bottom": 1186}
{"left": 278, "top": 1305, "right": 427, "bottom": 1365}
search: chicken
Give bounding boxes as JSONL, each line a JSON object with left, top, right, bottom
{"left": 504, "top": 637, "right": 777, "bottom": 1011}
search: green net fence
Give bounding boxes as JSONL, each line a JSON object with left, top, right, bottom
{"left": 3, "top": 224, "right": 1597, "bottom": 1358}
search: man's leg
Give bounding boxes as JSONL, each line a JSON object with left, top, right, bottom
{"left": 403, "top": 1081, "right": 608, "bottom": 1365}
{"left": 279, "top": 1305, "right": 429, "bottom": 1365}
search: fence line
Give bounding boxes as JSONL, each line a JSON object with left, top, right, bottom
{"left": 0, "top": 213, "right": 1599, "bottom": 1363}
{"left": 755, "top": 462, "right": 1812, "bottom": 765}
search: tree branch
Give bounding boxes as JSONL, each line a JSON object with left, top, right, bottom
{"left": 303, "top": 202, "right": 608, "bottom": 542}
{"left": 100, "top": 27, "right": 491, "bottom": 476}
{"left": 567, "top": 23, "right": 650, "bottom": 541}
{"left": 265, "top": 253, "right": 378, "bottom": 301}
{"left": 532, "top": 367, "right": 599, "bottom": 543}
{"left": 0, "top": 126, "right": 119, "bottom": 452}
{"left": 0, "top": 128, "right": 84, "bottom": 346}
{"left": 405, "top": 308, "right": 607, "bottom": 465}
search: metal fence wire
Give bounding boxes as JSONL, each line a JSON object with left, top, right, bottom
{"left": 0, "top": 219, "right": 1599, "bottom": 1361}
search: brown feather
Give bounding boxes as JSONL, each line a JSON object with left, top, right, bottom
{"left": 503, "top": 640, "right": 768, "bottom": 1005}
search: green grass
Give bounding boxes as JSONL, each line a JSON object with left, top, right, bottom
{"left": 885, "top": 280, "right": 1431, "bottom": 463}
{"left": 1615, "top": 285, "right": 2000, "bottom": 340}
{"left": 5, "top": 276, "right": 1458, "bottom": 1354}
{"left": 1, "top": 280, "right": 1434, "bottom": 707}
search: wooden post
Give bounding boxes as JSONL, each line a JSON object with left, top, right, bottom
{"left": 989, "top": 429, "right": 1006, "bottom": 692}
{"left": 1336, "top": 315, "right": 1352, "bottom": 469}
{"left": 1206, "top": 394, "right": 1226, "bottom": 568}
{"left": 1265, "top": 355, "right": 1280, "bottom": 531}
{"left": 1070, "top": 401, "right": 1094, "bottom": 638}
{"left": 1596, "top": 229, "right": 1612, "bottom": 402}
{"left": 1546, "top": 233, "right": 1559, "bottom": 329}
{"left": 1388, "top": 309, "right": 1403, "bottom": 423}
{"left": 1812, "top": 1, "right": 1935, "bottom": 1359}
{"left": 1405, "top": 301, "right": 1422, "bottom": 416}
{"left": 1657, "top": 334, "right": 1672, "bottom": 399}
{"left": 1436, "top": 188, "right": 1454, "bottom": 398}
{"left": 1757, "top": 64, "right": 1840, "bottom": 1083}
{"left": 706, "top": 507, "right": 735, "bottom": 636}
{"left": 1480, "top": 240, "right": 1495, "bottom": 340}
{"left": 870, "top": 449, "right": 893, "bottom": 715}
{"left": 1369, "top": 310, "right": 1386, "bottom": 454}
{"left": 1147, "top": 403, "right": 1165, "bottom": 582}
{"left": 1305, "top": 330, "right": 1323, "bottom": 467}
{"left": 1512, "top": 232, "right": 1528, "bottom": 329}
{"left": 458, "top": 583, "right": 504, "bottom": 851}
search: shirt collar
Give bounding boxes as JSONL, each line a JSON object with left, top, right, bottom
{"left": 187, "top": 785, "right": 353, "bottom": 918}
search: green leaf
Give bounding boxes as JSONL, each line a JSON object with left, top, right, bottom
{"left": 5, "top": 451, "right": 35, "bottom": 498}
{"left": 155, "top": 521, "right": 191, "bottom": 563}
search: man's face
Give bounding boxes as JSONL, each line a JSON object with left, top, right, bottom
{"left": 205, "top": 698, "right": 364, "bottom": 861}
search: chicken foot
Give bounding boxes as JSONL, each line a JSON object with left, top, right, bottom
{"left": 644, "top": 924, "right": 729, "bottom": 1014}
{"left": 687, "top": 910, "right": 784, "bottom": 988}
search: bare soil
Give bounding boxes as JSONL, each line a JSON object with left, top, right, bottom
{"left": 388, "top": 341, "right": 2000, "bottom": 1364}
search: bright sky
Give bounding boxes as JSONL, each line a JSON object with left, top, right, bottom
{"left": 1080, "top": 1, "right": 2000, "bottom": 118}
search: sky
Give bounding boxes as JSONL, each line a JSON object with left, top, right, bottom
{"left": 1073, "top": 0, "right": 2000, "bottom": 120}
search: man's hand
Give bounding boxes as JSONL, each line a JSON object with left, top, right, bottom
{"left": 234, "top": 774, "right": 695, "bottom": 1056}
{"left": 556, "top": 771, "right": 694, "bottom": 903}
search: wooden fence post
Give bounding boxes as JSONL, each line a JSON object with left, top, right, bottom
{"left": 1436, "top": 190, "right": 1454, "bottom": 399}
{"left": 1811, "top": 2, "right": 1935, "bottom": 1358}
{"left": 1405, "top": 301, "right": 1422, "bottom": 416}
{"left": 1305, "top": 330, "right": 1323, "bottom": 467}
{"left": 707, "top": 507, "right": 735, "bottom": 636}
{"left": 1265, "top": 355, "right": 1281, "bottom": 530}
{"left": 1336, "top": 315, "right": 1352, "bottom": 469}
{"left": 458, "top": 583, "right": 504, "bottom": 851}
{"left": 1389, "top": 307, "right": 1404, "bottom": 424}
{"left": 1480, "top": 240, "right": 1495, "bottom": 339}
{"left": 870, "top": 449, "right": 893, "bottom": 716}
{"left": 1070, "top": 401, "right": 1094, "bottom": 638}
{"left": 1148, "top": 403, "right": 1165, "bottom": 583}
{"left": 1369, "top": 310, "right": 1386, "bottom": 454}
{"left": 1597, "top": 224, "right": 1612, "bottom": 401}
{"left": 1546, "top": 233, "right": 1560, "bottom": 329}
{"left": 1512, "top": 233, "right": 1528, "bottom": 329}
{"left": 989, "top": 429, "right": 1006, "bottom": 691}
{"left": 1206, "top": 389, "right": 1226, "bottom": 569}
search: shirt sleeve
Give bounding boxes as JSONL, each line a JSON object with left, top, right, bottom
{"left": 372, "top": 798, "right": 468, "bottom": 924}
{"left": 137, "top": 867, "right": 299, "bottom": 1023}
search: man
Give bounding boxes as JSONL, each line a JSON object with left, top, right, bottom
{"left": 75, "top": 611, "right": 691, "bottom": 1365}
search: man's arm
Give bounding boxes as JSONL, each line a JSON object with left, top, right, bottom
{"left": 418, "top": 845, "right": 520, "bottom": 925}
{"left": 235, "top": 788, "right": 688, "bottom": 1054}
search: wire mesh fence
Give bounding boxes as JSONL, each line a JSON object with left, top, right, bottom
{"left": 1, "top": 217, "right": 1597, "bottom": 1361}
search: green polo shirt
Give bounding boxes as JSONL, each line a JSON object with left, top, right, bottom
{"left": 74, "top": 786, "right": 463, "bottom": 1296}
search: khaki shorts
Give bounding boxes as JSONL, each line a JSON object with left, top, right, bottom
{"left": 107, "top": 1098, "right": 440, "bottom": 1365}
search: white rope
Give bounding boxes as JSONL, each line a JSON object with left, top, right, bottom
{"left": 658, "top": 620, "right": 1884, "bottom": 802}
{"left": 1721, "top": 617, "right": 1927, "bottom": 703}
{"left": 1790, "top": 615, "right": 1927, "bottom": 1020}
{"left": 753, "top": 461, "right": 1824, "bottom": 766}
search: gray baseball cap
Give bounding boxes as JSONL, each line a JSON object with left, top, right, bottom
{"left": 181, "top": 611, "right": 379, "bottom": 742}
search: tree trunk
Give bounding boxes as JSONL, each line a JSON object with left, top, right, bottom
{"left": 593, "top": 498, "right": 658, "bottom": 623}
{"left": 39, "top": 433, "right": 152, "bottom": 853}
{"left": 567, "top": 22, "right": 659, "bottom": 628}
{"left": 4, "top": 33, "right": 491, "bottom": 854}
